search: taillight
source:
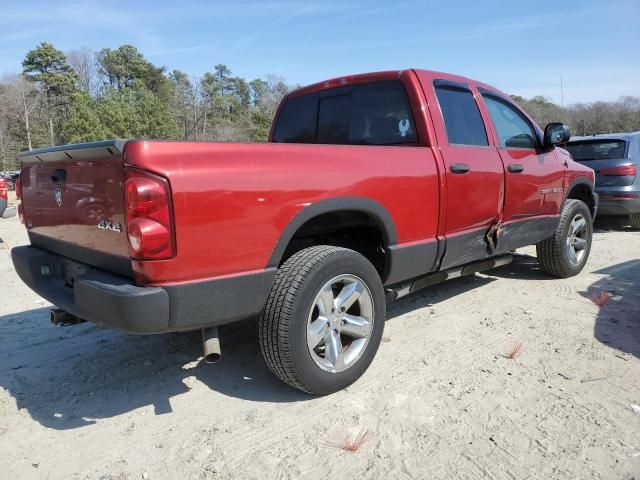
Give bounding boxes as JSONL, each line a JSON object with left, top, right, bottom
{"left": 0, "top": 179, "right": 7, "bottom": 200}
{"left": 600, "top": 164, "right": 637, "bottom": 176}
{"left": 124, "top": 169, "right": 175, "bottom": 260}
{"left": 15, "top": 178, "right": 22, "bottom": 200}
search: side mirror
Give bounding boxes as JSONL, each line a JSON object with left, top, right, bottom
{"left": 543, "top": 123, "right": 570, "bottom": 147}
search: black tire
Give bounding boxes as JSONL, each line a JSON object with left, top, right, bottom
{"left": 536, "top": 199, "right": 593, "bottom": 278}
{"left": 259, "top": 246, "right": 386, "bottom": 395}
{"left": 630, "top": 213, "right": 640, "bottom": 230}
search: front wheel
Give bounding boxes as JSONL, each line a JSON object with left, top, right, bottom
{"left": 259, "top": 246, "right": 385, "bottom": 395}
{"left": 536, "top": 199, "right": 593, "bottom": 278}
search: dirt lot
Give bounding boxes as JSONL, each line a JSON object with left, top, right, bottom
{"left": 1, "top": 204, "right": 639, "bottom": 480}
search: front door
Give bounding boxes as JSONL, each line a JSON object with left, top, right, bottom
{"left": 479, "top": 91, "right": 566, "bottom": 249}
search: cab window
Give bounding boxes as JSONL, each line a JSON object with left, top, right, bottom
{"left": 272, "top": 80, "right": 418, "bottom": 146}
{"left": 482, "top": 94, "right": 537, "bottom": 149}
{"left": 434, "top": 85, "right": 488, "bottom": 146}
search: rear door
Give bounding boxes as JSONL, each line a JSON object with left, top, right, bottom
{"left": 479, "top": 91, "right": 566, "bottom": 222}
{"left": 429, "top": 80, "right": 506, "bottom": 269}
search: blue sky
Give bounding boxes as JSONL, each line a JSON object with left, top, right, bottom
{"left": 0, "top": 0, "right": 638, "bottom": 104}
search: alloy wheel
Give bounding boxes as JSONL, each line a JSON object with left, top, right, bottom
{"left": 306, "top": 274, "right": 374, "bottom": 373}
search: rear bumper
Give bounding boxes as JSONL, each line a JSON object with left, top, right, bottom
{"left": 596, "top": 196, "right": 640, "bottom": 216}
{"left": 594, "top": 185, "right": 640, "bottom": 216}
{"left": 11, "top": 245, "right": 275, "bottom": 334}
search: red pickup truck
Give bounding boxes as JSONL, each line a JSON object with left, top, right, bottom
{"left": 12, "top": 69, "right": 597, "bottom": 395}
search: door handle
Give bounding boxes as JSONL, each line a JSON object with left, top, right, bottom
{"left": 508, "top": 163, "right": 524, "bottom": 173}
{"left": 450, "top": 163, "right": 470, "bottom": 174}
{"left": 50, "top": 169, "right": 66, "bottom": 184}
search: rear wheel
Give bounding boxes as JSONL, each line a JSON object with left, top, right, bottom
{"left": 536, "top": 199, "right": 593, "bottom": 278}
{"left": 259, "top": 246, "right": 385, "bottom": 395}
{"left": 630, "top": 213, "right": 640, "bottom": 230}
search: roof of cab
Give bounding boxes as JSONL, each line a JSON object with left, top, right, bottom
{"left": 287, "top": 69, "right": 508, "bottom": 99}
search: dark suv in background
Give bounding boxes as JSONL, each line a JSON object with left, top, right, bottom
{"left": 566, "top": 132, "right": 640, "bottom": 229}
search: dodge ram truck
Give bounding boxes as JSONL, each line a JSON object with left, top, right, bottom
{"left": 11, "top": 69, "right": 597, "bottom": 395}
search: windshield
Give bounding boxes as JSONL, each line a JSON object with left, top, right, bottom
{"left": 565, "top": 140, "right": 627, "bottom": 161}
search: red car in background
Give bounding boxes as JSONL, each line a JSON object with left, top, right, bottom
{"left": 1, "top": 177, "right": 17, "bottom": 219}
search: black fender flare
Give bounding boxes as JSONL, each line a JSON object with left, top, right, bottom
{"left": 267, "top": 196, "right": 398, "bottom": 268}
{"left": 564, "top": 176, "right": 597, "bottom": 217}
{"left": 565, "top": 176, "right": 594, "bottom": 198}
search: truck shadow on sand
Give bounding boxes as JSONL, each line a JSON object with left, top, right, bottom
{"left": 481, "top": 252, "right": 551, "bottom": 281}
{"left": 0, "top": 310, "right": 310, "bottom": 430}
{"left": 386, "top": 273, "right": 497, "bottom": 319}
{"left": 582, "top": 259, "right": 640, "bottom": 360}
{"left": 0, "top": 265, "right": 548, "bottom": 431}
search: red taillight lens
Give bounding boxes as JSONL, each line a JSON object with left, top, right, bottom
{"left": 600, "top": 164, "right": 637, "bottom": 176}
{"left": 127, "top": 218, "right": 171, "bottom": 256}
{"left": 124, "top": 169, "right": 175, "bottom": 260}
{"left": 125, "top": 177, "right": 167, "bottom": 216}
{"left": 0, "top": 179, "right": 7, "bottom": 200}
{"left": 15, "top": 178, "right": 22, "bottom": 200}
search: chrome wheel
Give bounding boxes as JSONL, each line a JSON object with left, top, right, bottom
{"left": 306, "top": 274, "right": 374, "bottom": 373}
{"left": 566, "top": 213, "right": 588, "bottom": 266}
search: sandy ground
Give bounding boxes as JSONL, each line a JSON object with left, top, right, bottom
{"left": 0, "top": 199, "right": 639, "bottom": 480}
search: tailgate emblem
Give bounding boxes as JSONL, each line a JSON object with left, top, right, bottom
{"left": 97, "top": 219, "right": 122, "bottom": 233}
{"left": 54, "top": 188, "right": 63, "bottom": 207}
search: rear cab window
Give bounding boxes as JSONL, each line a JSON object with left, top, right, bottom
{"left": 565, "top": 140, "right": 628, "bottom": 160}
{"left": 272, "top": 80, "right": 418, "bottom": 146}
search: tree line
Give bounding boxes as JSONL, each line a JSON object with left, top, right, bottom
{"left": 1, "top": 42, "right": 639, "bottom": 171}
{"left": 511, "top": 94, "right": 640, "bottom": 138}
{"left": 0, "top": 42, "right": 289, "bottom": 171}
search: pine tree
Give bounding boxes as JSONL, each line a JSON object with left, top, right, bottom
{"left": 61, "top": 91, "right": 108, "bottom": 143}
{"left": 22, "top": 42, "right": 78, "bottom": 145}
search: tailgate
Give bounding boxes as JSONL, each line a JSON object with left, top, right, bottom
{"left": 19, "top": 141, "right": 130, "bottom": 266}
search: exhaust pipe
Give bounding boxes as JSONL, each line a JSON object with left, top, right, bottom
{"left": 202, "top": 327, "right": 221, "bottom": 364}
{"left": 50, "top": 308, "right": 85, "bottom": 326}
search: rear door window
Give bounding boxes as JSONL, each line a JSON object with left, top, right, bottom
{"left": 565, "top": 140, "right": 628, "bottom": 160}
{"left": 434, "top": 85, "right": 488, "bottom": 146}
{"left": 272, "top": 80, "right": 418, "bottom": 145}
